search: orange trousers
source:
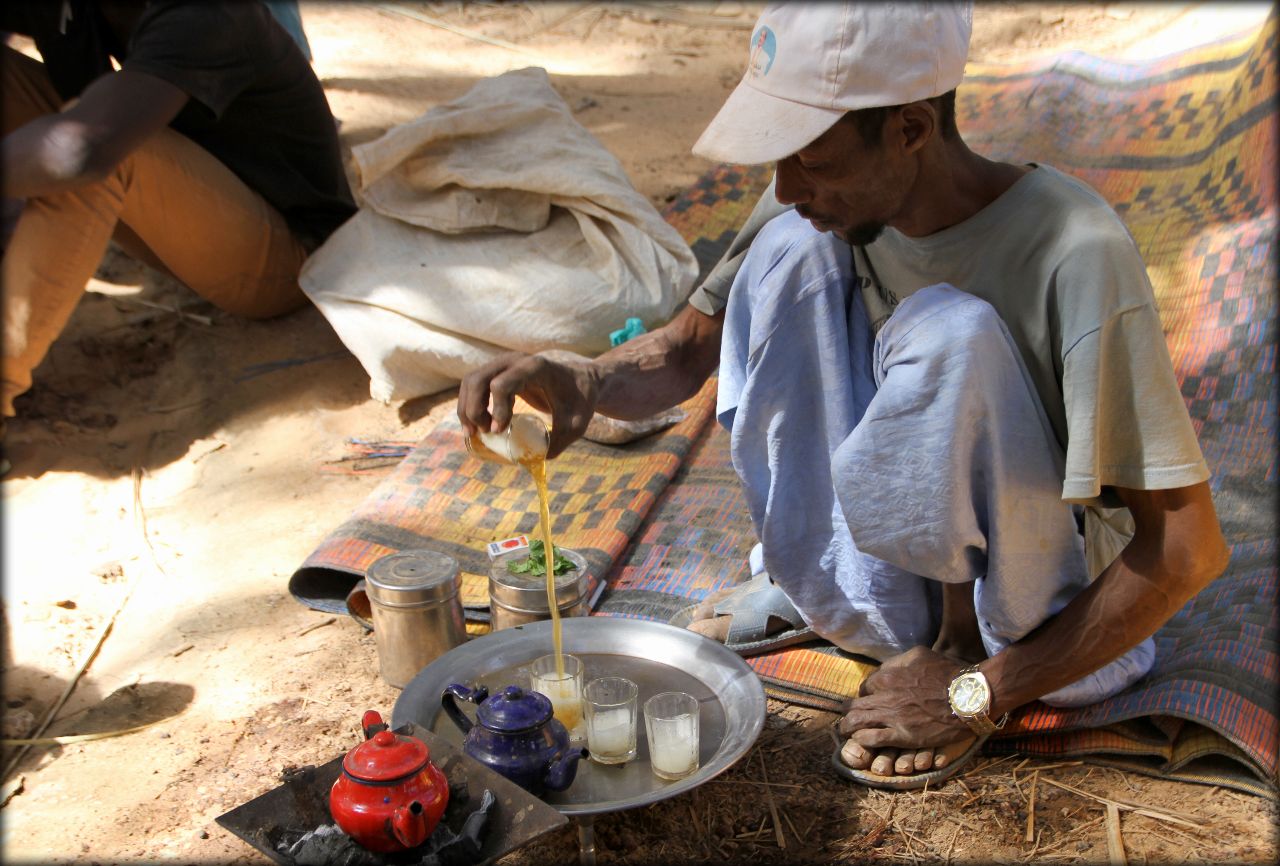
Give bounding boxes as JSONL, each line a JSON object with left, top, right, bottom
{"left": 1, "top": 47, "right": 311, "bottom": 416}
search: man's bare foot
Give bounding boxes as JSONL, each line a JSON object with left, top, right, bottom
{"left": 841, "top": 580, "right": 986, "bottom": 781}
{"left": 685, "top": 585, "right": 795, "bottom": 642}
{"left": 836, "top": 583, "right": 984, "bottom": 778}
{"left": 839, "top": 736, "right": 976, "bottom": 776}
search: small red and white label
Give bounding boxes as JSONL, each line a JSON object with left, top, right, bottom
{"left": 486, "top": 535, "right": 530, "bottom": 559}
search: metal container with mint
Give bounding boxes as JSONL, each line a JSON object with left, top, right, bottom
{"left": 487, "top": 540, "right": 589, "bottom": 631}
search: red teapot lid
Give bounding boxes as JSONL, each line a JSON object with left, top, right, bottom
{"left": 343, "top": 729, "right": 431, "bottom": 781}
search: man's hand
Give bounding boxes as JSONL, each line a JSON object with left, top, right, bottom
{"left": 837, "top": 646, "right": 972, "bottom": 752}
{"left": 457, "top": 352, "right": 599, "bottom": 459}
{"left": 458, "top": 304, "right": 725, "bottom": 459}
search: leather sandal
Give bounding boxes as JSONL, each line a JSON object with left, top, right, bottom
{"left": 677, "top": 571, "right": 821, "bottom": 657}
{"left": 830, "top": 734, "right": 988, "bottom": 791}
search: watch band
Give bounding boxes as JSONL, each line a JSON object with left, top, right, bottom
{"left": 958, "top": 705, "right": 1009, "bottom": 736}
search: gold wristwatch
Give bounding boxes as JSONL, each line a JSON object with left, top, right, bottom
{"left": 947, "top": 666, "right": 1009, "bottom": 736}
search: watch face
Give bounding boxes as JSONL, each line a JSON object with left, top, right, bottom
{"left": 951, "top": 674, "right": 989, "bottom": 715}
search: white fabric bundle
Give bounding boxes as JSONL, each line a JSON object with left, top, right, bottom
{"left": 300, "top": 67, "right": 699, "bottom": 402}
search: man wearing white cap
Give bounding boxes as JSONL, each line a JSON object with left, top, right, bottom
{"left": 459, "top": 2, "right": 1226, "bottom": 789}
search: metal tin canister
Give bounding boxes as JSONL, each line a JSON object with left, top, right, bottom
{"left": 366, "top": 549, "right": 466, "bottom": 689}
{"left": 488, "top": 548, "right": 590, "bottom": 631}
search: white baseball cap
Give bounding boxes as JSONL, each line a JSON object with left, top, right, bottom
{"left": 693, "top": 2, "right": 973, "bottom": 165}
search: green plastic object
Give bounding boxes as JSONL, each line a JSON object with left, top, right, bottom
{"left": 609, "top": 317, "right": 647, "bottom": 347}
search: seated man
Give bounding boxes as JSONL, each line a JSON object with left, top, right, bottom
{"left": 458, "top": 1, "right": 1228, "bottom": 788}
{"left": 1, "top": 0, "right": 356, "bottom": 417}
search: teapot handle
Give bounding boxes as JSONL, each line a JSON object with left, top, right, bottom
{"left": 441, "top": 683, "right": 489, "bottom": 735}
{"left": 361, "top": 710, "right": 389, "bottom": 740}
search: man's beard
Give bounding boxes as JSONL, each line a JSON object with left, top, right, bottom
{"left": 798, "top": 207, "right": 886, "bottom": 246}
{"left": 840, "top": 221, "right": 886, "bottom": 247}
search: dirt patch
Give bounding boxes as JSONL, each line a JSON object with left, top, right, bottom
{"left": 2, "top": 2, "right": 1276, "bottom": 864}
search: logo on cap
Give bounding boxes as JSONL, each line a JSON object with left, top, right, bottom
{"left": 748, "top": 25, "right": 776, "bottom": 79}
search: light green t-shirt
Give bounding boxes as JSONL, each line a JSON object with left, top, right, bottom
{"left": 689, "top": 165, "right": 1209, "bottom": 575}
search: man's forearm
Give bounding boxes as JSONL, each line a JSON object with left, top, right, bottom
{"left": 590, "top": 304, "right": 724, "bottom": 420}
{"left": 585, "top": 176, "right": 781, "bottom": 420}
{"left": 2, "top": 112, "right": 112, "bottom": 198}
{"left": 2, "top": 69, "right": 188, "bottom": 199}
{"left": 983, "top": 482, "right": 1228, "bottom": 716}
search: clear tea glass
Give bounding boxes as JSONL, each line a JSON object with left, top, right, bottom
{"left": 465, "top": 414, "right": 549, "bottom": 464}
{"left": 644, "top": 691, "right": 700, "bottom": 780}
{"left": 584, "top": 677, "right": 639, "bottom": 764}
{"left": 529, "top": 653, "right": 585, "bottom": 742}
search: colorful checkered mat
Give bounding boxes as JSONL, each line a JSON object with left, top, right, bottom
{"left": 292, "top": 14, "right": 1277, "bottom": 796}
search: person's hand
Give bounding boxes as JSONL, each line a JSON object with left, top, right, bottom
{"left": 457, "top": 352, "right": 599, "bottom": 458}
{"left": 837, "top": 646, "right": 972, "bottom": 751}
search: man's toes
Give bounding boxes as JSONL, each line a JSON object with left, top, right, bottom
{"left": 913, "top": 749, "right": 935, "bottom": 772}
{"left": 894, "top": 751, "right": 919, "bottom": 775}
{"left": 931, "top": 737, "right": 976, "bottom": 770}
{"left": 839, "top": 739, "right": 873, "bottom": 770}
{"left": 689, "top": 599, "right": 716, "bottom": 620}
{"left": 870, "top": 749, "right": 899, "bottom": 777}
{"left": 686, "top": 616, "right": 731, "bottom": 642}
{"left": 689, "top": 587, "right": 736, "bottom": 621}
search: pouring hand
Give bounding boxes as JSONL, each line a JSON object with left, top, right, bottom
{"left": 458, "top": 352, "right": 599, "bottom": 458}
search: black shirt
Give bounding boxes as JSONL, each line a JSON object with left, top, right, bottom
{"left": 3, "top": 0, "right": 357, "bottom": 247}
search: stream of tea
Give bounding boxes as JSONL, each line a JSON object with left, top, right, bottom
{"left": 520, "top": 456, "right": 564, "bottom": 679}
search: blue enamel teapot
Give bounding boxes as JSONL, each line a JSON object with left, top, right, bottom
{"left": 441, "top": 683, "right": 585, "bottom": 795}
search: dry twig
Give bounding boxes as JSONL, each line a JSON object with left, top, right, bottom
{"left": 1039, "top": 778, "right": 1207, "bottom": 831}
{"left": 0, "top": 774, "right": 25, "bottom": 810}
{"left": 970, "top": 754, "right": 1018, "bottom": 776}
{"left": 1024, "top": 760, "right": 1085, "bottom": 773}
{"left": 526, "top": 2, "right": 598, "bottom": 36}
{"left": 781, "top": 808, "right": 805, "bottom": 843}
{"left": 1110, "top": 796, "right": 1204, "bottom": 825}
{"left": 3, "top": 719, "right": 168, "bottom": 747}
{"left": 297, "top": 617, "right": 337, "bottom": 637}
{"left": 710, "top": 778, "right": 805, "bottom": 789}
{"left": 758, "top": 752, "right": 786, "bottom": 848}
{"left": 1025, "top": 769, "right": 1039, "bottom": 843}
{"left": 1, "top": 468, "right": 157, "bottom": 781}
{"left": 891, "top": 817, "right": 924, "bottom": 863}
{"left": 374, "top": 2, "right": 539, "bottom": 55}
{"left": 944, "top": 813, "right": 981, "bottom": 831}
{"left": 848, "top": 798, "right": 894, "bottom": 852}
{"left": 944, "top": 823, "right": 961, "bottom": 864}
{"left": 609, "top": 2, "right": 755, "bottom": 30}
{"left": 1106, "top": 802, "right": 1127, "bottom": 865}
{"left": 1023, "top": 827, "right": 1044, "bottom": 861}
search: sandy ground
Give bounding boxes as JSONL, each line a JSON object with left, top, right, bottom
{"left": 2, "top": 2, "right": 1276, "bottom": 864}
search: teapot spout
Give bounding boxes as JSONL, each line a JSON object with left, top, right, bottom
{"left": 543, "top": 746, "right": 588, "bottom": 792}
{"left": 391, "top": 800, "right": 430, "bottom": 850}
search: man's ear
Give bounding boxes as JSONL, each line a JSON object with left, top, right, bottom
{"left": 895, "top": 101, "right": 937, "bottom": 155}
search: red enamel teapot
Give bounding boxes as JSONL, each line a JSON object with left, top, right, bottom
{"left": 329, "top": 710, "right": 449, "bottom": 853}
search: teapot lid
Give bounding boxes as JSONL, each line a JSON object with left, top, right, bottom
{"left": 343, "top": 729, "right": 430, "bottom": 781}
{"left": 478, "top": 685, "right": 552, "bottom": 733}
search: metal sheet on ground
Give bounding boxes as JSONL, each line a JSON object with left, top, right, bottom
{"left": 215, "top": 727, "right": 567, "bottom": 865}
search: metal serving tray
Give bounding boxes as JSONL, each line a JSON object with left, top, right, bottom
{"left": 392, "top": 617, "right": 766, "bottom": 818}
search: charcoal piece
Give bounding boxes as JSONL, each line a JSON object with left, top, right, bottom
{"left": 273, "top": 789, "right": 495, "bottom": 866}
{"left": 279, "top": 825, "right": 383, "bottom": 866}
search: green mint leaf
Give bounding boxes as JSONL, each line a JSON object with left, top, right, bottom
{"left": 505, "top": 538, "right": 577, "bottom": 576}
